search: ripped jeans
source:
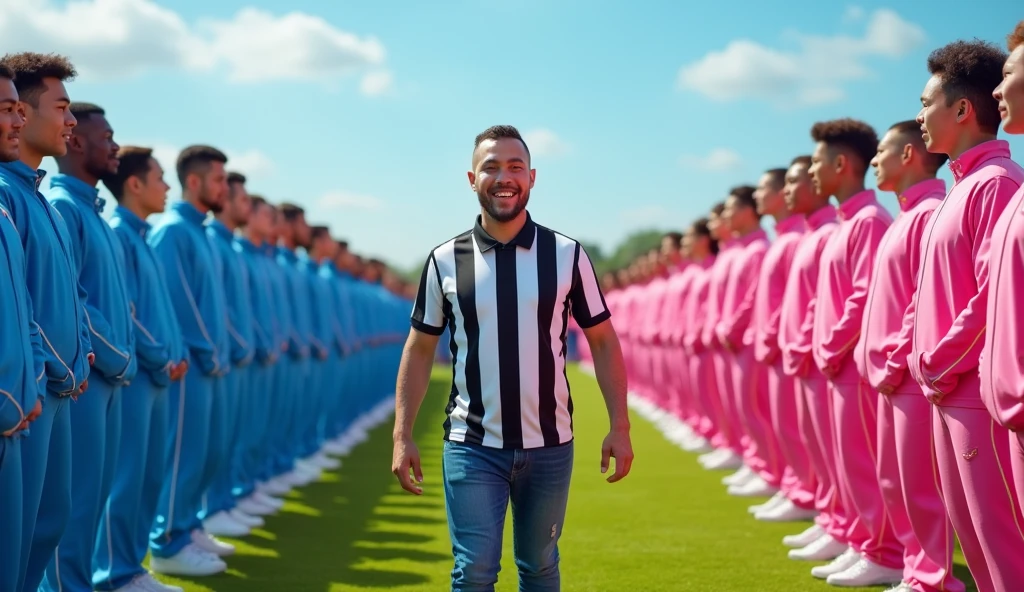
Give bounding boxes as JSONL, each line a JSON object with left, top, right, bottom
{"left": 442, "top": 439, "right": 574, "bottom": 592}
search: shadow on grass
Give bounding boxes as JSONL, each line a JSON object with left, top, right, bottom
{"left": 168, "top": 376, "right": 453, "bottom": 590}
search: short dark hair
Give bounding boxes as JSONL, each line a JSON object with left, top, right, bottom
{"left": 474, "top": 125, "right": 530, "bottom": 161}
{"left": 310, "top": 226, "right": 331, "bottom": 241}
{"left": 764, "top": 168, "right": 788, "bottom": 190}
{"left": 728, "top": 184, "right": 758, "bottom": 213}
{"left": 810, "top": 118, "right": 879, "bottom": 176}
{"left": 336, "top": 240, "right": 349, "bottom": 250}
{"left": 227, "top": 171, "right": 246, "bottom": 185}
{"left": 1009, "top": 21, "right": 1024, "bottom": 51}
{"left": 102, "top": 146, "right": 154, "bottom": 201}
{"left": 0, "top": 52, "right": 76, "bottom": 106}
{"left": 691, "top": 217, "right": 719, "bottom": 256}
{"left": 888, "top": 120, "right": 949, "bottom": 173}
{"left": 0, "top": 64, "right": 14, "bottom": 81}
{"left": 711, "top": 201, "right": 726, "bottom": 216}
{"left": 176, "top": 145, "right": 227, "bottom": 187}
{"left": 790, "top": 155, "right": 812, "bottom": 168}
{"left": 927, "top": 40, "right": 1007, "bottom": 135}
{"left": 663, "top": 231, "right": 683, "bottom": 248}
{"left": 249, "top": 194, "right": 268, "bottom": 211}
{"left": 279, "top": 202, "right": 305, "bottom": 222}
{"left": 69, "top": 102, "right": 104, "bottom": 124}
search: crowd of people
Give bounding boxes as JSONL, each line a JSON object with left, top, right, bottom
{"left": 0, "top": 52, "right": 411, "bottom": 592}
{"left": 577, "top": 25, "right": 1024, "bottom": 592}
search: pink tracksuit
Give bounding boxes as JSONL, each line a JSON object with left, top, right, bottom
{"left": 663, "top": 263, "right": 698, "bottom": 425}
{"left": 779, "top": 205, "right": 841, "bottom": 538}
{"left": 813, "top": 189, "right": 902, "bottom": 568}
{"left": 909, "top": 140, "right": 1024, "bottom": 592}
{"left": 751, "top": 214, "right": 815, "bottom": 509}
{"left": 683, "top": 256, "right": 721, "bottom": 445}
{"left": 702, "top": 241, "right": 743, "bottom": 452}
{"left": 984, "top": 180, "right": 1024, "bottom": 538}
{"left": 854, "top": 179, "right": 963, "bottom": 592}
{"left": 642, "top": 273, "right": 671, "bottom": 409}
{"left": 716, "top": 229, "right": 777, "bottom": 482}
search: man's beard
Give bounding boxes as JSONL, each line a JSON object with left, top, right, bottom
{"left": 201, "top": 192, "right": 223, "bottom": 214}
{"left": 478, "top": 186, "right": 529, "bottom": 223}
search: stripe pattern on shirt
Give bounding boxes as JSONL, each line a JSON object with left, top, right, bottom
{"left": 411, "top": 214, "right": 609, "bottom": 450}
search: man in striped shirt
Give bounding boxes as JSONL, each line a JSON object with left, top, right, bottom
{"left": 392, "top": 125, "right": 632, "bottom": 591}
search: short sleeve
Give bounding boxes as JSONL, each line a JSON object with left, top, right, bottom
{"left": 410, "top": 253, "right": 446, "bottom": 335}
{"left": 568, "top": 243, "right": 611, "bottom": 329}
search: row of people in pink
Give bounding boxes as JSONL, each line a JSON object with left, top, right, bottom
{"left": 590, "top": 30, "right": 1024, "bottom": 592}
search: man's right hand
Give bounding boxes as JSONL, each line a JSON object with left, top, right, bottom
{"left": 391, "top": 437, "right": 424, "bottom": 495}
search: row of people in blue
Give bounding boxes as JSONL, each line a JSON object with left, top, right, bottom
{"left": 0, "top": 52, "right": 410, "bottom": 592}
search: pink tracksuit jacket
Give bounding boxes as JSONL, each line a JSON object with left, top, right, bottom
{"left": 752, "top": 215, "right": 806, "bottom": 364}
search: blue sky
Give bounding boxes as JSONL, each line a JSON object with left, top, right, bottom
{"left": 11, "top": 0, "right": 1022, "bottom": 270}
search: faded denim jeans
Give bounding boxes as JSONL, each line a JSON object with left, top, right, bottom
{"left": 442, "top": 440, "right": 574, "bottom": 592}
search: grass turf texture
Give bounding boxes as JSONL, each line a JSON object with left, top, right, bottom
{"left": 156, "top": 364, "right": 977, "bottom": 591}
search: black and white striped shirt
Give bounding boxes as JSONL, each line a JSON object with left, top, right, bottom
{"left": 411, "top": 213, "right": 610, "bottom": 450}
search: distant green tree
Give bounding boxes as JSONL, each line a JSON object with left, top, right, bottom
{"left": 600, "top": 229, "right": 664, "bottom": 275}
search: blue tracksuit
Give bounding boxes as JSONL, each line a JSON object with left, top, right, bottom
{"left": 93, "top": 206, "right": 183, "bottom": 590}
{"left": 299, "top": 255, "right": 335, "bottom": 457}
{"left": 277, "top": 248, "right": 316, "bottom": 466}
{"left": 205, "top": 220, "right": 255, "bottom": 517}
{"left": 235, "top": 237, "right": 279, "bottom": 492}
{"left": 148, "top": 201, "right": 230, "bottom": 558}
{"left": 0, "top": 162, "right": 92, "bottom": 592}
{"left": 43, "top": 174, "right": 137, "bottom": 592}
{"left": 0, "top": 201, "right": 46, "bottom": 592}
{"left": 267, "top": 246, "right": 305, "bottom": 476}
{"left": 327, "top": 268, "right": 359, "bottom": 437}
{"left": 318, "top": 262, "right": 353, "bottom": 441}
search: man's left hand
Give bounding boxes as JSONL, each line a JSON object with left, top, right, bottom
{"left": 601, "top": 429, "right": 634, "bottom": 483}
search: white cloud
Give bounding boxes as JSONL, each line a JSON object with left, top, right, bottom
{"left": 843, "top": 5, "right": 865, "bottom": 23}
{"left": 316, "top": 191, "right": 386, "bottom": 211}
{"left": 677, "top": 8, "right": 925, "bottom": 106}
{"left": 0, "top": 0, "right": 388, "bottom": 89}
{"left": 680, "top": 148, "right": 742, "bottom": 172}
{"left": 523, "top": 129, "right": 570, "bottom": 158}
{"left": 359, "top": 71, "right": 394, "bottom": 96}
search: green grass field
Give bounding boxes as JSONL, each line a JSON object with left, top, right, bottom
{"left": 158, "top": 365, "right": 977, "bottom": 591}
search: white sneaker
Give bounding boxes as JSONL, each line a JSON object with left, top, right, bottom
{"left": 236, "top": 495, "right": 276, "bottom": 517}
{"left": 782, "top": 524, "right": 825, "bottom": 548}
{"left": 260, "top": 478, "right": 292, "bottom": 497}
{"left": 810, "top": 547, "right": 860, "bottom": 579}
{"left": 252, "top": 490, "right": 285, "bottom": 510}
{"left": 749, "top": 490, "right": 788, "bottom": 515}
{"left": 136, "top": 573, "right": 185, "bottom": 592}
{"left": 149, "top": 544, "right": 226, "bottom": 577}
{"left": 883, "top": 583, "right": 914, "bottom": 592}
{"left": 704, "top": 449, "right": 744, "bottom": 470}
{"left": 202, "top": 511, "right": 251, "bottom": 537}
{"left": 728, "top": 476, "right": 778, "bottom": 497}
{"left": 827, "top": 558, "right": 904, "bottom": 587}
{"left": 320, "top": 438, "right": 348, "bottom": 456}
{"left": 293, "top": 460, "right": 322, "bottom": 484}
{"left": 698, "top": 448, "right": 728, "bottom": 466}
{"left": 681, "top": 435, "right": 713, "bottom": 454}
{"left": 191, "top": 529, "right": 236, "bottom": 557}
{"left": 756, "top": 499, "right": 820, "bottom": 522}
{"left": 723, "top": 465, "right": 755, "bottom": 486}
{"left": 308, "top": 451, "right": 341, "bottom": 470}
{"left": 788, "top": 534, "right": 846, "bottom": 561}
{"left": 229, "top": 508, "right": 264, "bottom": 528}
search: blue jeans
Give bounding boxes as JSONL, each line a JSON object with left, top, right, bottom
{"left": 442, "top": 440, "right": 574, "bottom": 592}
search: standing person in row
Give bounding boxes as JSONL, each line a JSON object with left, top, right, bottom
{"left": 0, "top": 62, "right": 45, "bottom": 592}
{"left": 912, "top": 39, "right": 1024, "bottom": 592}
{"left": 808, "top": 118, "right": 902, "bottom": 587}
{"left": 716, "top": 186, "right": 774, "bottom": 498}
{"left": 97, "top": 146, "right": 186, "bottom": 592}
{"left": 0, "top": 52, "right": 94, "bottom": 592}
{"left": 777, "top": 155, "right": 843, "bottom": 559}
{"left": 680, "top": 218, "right": 718, "bottom": 452}
{"left": 203, "top": 170, "right": 260, "bottom": 537}
{"left": 987, "top": 17, "right": 1024, "bottom": 534}
{"left": 392, "top": 125, "right": 633, "bottom": 591}
{"left": 148, "top": 145, "right": 232, "bottom": 576}
{"left": 44, "top": 101, "right": 137, "bottom": 592}
{"left": 855, "top": 121, "right": 962, "bottom": 592}
{"left": 748, "top": 166, "right": 817, "bottom": 523}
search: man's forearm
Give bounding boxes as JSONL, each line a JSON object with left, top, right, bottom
{"left": 393, "top": 342, "right": 434, "bottom": 440}
{"left": 591, "top": 334, "right": 629, "bottom": 431}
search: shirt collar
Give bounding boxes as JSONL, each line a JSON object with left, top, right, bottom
{"left": 49, "top": 173, "right": 104, "bottom": 213}
{"left": 774, "top": 214, "right": 805, "bottom": 235}
{"left": 0, "top": 160, "right": 46, "bottom": 192}
{"left": 472, "top": 213, "right": 537, "bottom": 252}
{"left": 836, "top": 189, "right": 877, "bottom": 221}
{"left": 897, "top": 178, "right": 947, "bottom": 211}
{"left": 113, "top": 205, "right": 150, "bottom": 237}
{"left": 171, "top": 201, "right": 208, "bottom": 227}
{"left": 948, "top": 140, "right": 1011, "bottom": 182}
{"left": 735, "top": 227, "right": 767, "bottom": 246}
{"left": 207, "top": 219, "right": 235, "bottom": 240}
{"left": 805, "top": 204, "right": 838, "bottom": 231}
